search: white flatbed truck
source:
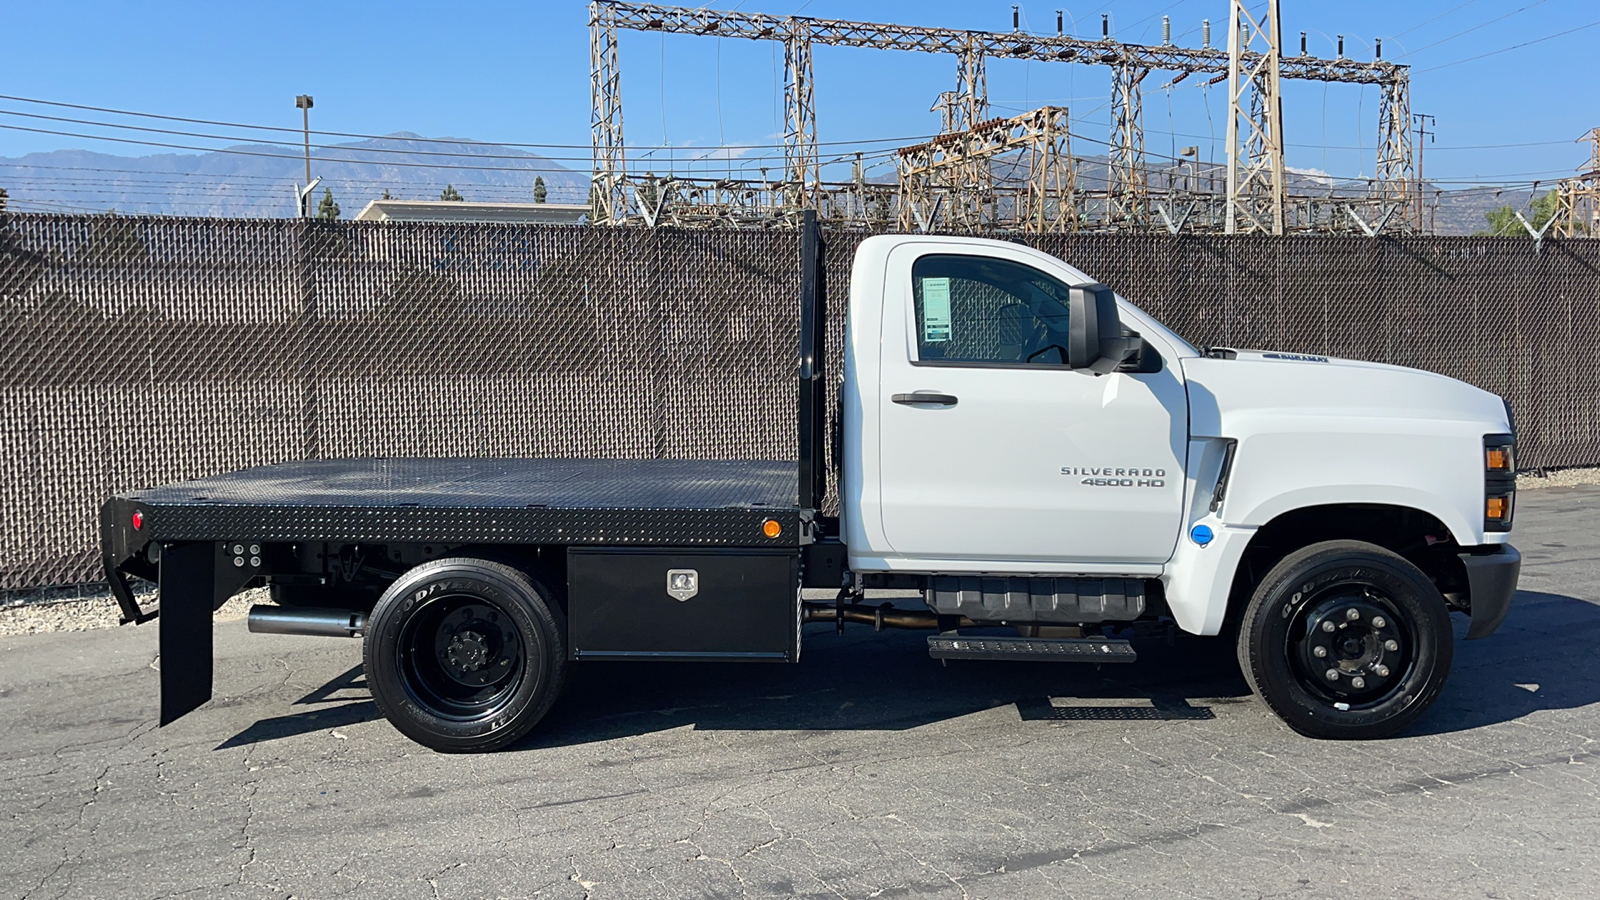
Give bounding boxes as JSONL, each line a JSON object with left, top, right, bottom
{"left": 101, "top": 216, "right": 1520, "bottom": 751}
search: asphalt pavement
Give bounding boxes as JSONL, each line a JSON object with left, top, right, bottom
{"left": 4, "top": 486, "right": 1599, "bottom": 899}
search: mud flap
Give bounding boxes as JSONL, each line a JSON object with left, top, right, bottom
{"left": 159, "top": 542, "right": 217, "bottom": 725}
{"left": 158, "top": 542, "right": 258, "bottom": 725}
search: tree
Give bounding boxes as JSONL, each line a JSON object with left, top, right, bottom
{"left": 1477, "top": 190, "right": 1559, "bottom": 237}
{"left": 440, "top": 184, "right": 464, "bottom": 202}
{"left": 380, "top": 189, "right": 393, "bottom": 200}
{"left": 533, "top": 176, "right": 547, "bottom": 204}
{"left": 316, "top": 187, "right": 341, "bottom": 220}
{"left": 0, "top": 186, "right": 8, "bottom": 212}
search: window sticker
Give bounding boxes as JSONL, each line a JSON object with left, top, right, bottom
{"left": 922, "top": 277, "right": 952, "bottom": 342}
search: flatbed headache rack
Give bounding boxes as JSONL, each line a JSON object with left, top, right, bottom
{"left": 100, "top": 211, "right": 835, "bottom": 725}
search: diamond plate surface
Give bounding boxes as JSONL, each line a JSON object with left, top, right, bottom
{"left": 119, "top": 458, "right": 800, "bottom": 546}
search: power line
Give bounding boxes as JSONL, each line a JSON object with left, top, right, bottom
{"left": 0, "top": 108, "right": 744, "bottom": 166}
{"left": 1389, "top": 0, "right": 1480, "bottom": 41}
{"left": 1407, "top": 0, "right": 1550, "bottom": 55}
{"left": 0, "top": 162, "right": 306, "bottom": 181}
{"left": 0, "top": 92, "right": 946, "bottom": 153}
{"left": 1419, "top": 16, "right": 1600, "bottom": 72}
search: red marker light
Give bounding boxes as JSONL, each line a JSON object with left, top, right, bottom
{"left": 131, "top": 510, "right": 143, "bottom": 530}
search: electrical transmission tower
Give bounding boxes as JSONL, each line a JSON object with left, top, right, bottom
{"left": 1108, "top": 63, "right": 1149, "bottom": 229}
{"left": 588, "top": 1, "right": 1412, "bottom": 232}
{"left": 1374, "top": 66, "right": 1414, "bottom": 232}
{"left": 783, "top": 30, "right": 818, "bottom": 211}
{"left": 896, "top": 106, "right": 1075, "bottom": 233}
{"left": 1224, "top": 0, "right": 1284, "bottom": 234}
{"left": 1555, "top": 128, "right": 1600, "bottom": 239}
{"left": 589, "top": 0, "right": 628, "bottom": 225}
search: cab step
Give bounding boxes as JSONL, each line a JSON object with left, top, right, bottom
{"left": 927, "top": 634, "right": 1138, "bottom": 663}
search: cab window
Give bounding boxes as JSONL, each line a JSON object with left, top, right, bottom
{"left": 911, "top": 254, "right": 1073, "bottom": 366}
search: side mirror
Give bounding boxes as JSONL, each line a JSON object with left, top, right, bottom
{"left": 1067, "top": 283, "right": 1141, "bottom": 374}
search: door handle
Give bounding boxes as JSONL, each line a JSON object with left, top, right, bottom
{"left": 892, "top": 391, "right": 959, "bottom": 407}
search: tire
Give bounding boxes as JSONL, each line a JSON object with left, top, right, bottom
{"left": 364, "top": 557, "right": 568, "bottom": 752}
{"left": 1236, "top": 540, "right": 1452, "bottom": 740}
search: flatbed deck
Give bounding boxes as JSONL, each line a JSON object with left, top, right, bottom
{"left": 104, "top": 458, "right": 804, "bottom": 548}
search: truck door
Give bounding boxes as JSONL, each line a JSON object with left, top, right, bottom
{"left": 876, "top": 242, "right": 1188, "bottom": 567}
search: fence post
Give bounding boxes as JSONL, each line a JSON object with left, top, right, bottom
{"left": 296, "top": 219, "right": 321, "bottom": 459}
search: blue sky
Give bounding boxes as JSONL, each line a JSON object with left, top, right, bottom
{"left": 1, "top": 0, "right": 1596, "bottom": 189}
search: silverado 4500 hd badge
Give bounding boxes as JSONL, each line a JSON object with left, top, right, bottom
{"left": 1061, "top": 466, "right": 1167, "bottom": 488}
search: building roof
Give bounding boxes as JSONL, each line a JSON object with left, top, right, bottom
{"left": 353, "top": 199, "right": 589, "bottom": 225}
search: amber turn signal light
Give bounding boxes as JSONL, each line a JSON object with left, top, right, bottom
{"left": 1486, "top": 496, "right": 1509, "bottom": 521}
{"left": 761, "top": 519, "right": 782, "bottom": 538}
{"left": 1486, "top": 447, "right": 1512, "bottom": 471}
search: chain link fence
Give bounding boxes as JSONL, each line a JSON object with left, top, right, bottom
{"left": 3, "top": 212, "right": 1597, "bottom": 591}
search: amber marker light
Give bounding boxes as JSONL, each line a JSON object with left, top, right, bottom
{"left": 761, "top": 519, "right": 782, "bottom": 538}
{"left": 1486, "top": 496, "right": 1509, "bottom": 520}
{"left": 1486, "top": 447, "right": 1512, "bottom": 471}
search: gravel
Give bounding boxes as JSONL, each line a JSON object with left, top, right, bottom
{"left": 1518, "top": 465, "right": 1600, "bottom": 489}
{"left": 0, "top": 586, "right": 261, "bottom": 636}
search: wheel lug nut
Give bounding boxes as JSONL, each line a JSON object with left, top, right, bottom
{"left": 1374, "top": 664, "right": 1390, "bottom": 677}
{"left": 1351, "top": 676, "right": 1366, "bottom": 689}
{"left": 1345, "top": 608, "right": 1360, "bottom": 621}
{"left": 1325, "top": 669, "right": 1339, "bottom": 681}
{"left": 1385, "top": 639, "right": 1400, "bottom": 652}
{"left": 1321, "top": 621, "right": 1337, "bottom": 633}
{"left": 1312, "top": 646, "right": 1328, "bottom": 658}
{"left": 1372, "top": 616, "right": 1387, "bottom": 629}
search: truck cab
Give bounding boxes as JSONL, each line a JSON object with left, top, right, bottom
{"left": 100, "top": 225, "right": 1520, "bottom": 751}
{"left": 837, "top": 233, "right": 1518, "bottom": 738}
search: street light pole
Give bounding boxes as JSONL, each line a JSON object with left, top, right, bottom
{"left": 295, "top": 94, "right": 314, "bottom": 216}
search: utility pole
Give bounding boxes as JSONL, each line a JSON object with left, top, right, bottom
{"left": 295, "top": 95, "right": 315, "bottom": 217}
{"left": 1411, "top": 113, "right": 1434, "bottom": 233}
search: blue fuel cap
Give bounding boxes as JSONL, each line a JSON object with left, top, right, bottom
{"left": 1190, "top": 524, "right": 1214, "bottom": 546}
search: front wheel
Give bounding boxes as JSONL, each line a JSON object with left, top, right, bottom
{"left": 364, "top": 557, "right": 568, "bottom": 752}
{"left": 1237, "top": 540, "right": 1453, "bottom": 740}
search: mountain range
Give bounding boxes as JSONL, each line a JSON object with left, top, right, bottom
{"left": 0, "top": 133, "right": 588, "bottom": 218}
{"left": 0, "top": 132, "right": 1521, "bottom": 234}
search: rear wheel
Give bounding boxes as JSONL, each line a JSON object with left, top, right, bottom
{"left": 364, "top": 557, "right": 567, "bottom": 752}
{"left": 1237, "top": 540, "right": 1452, "bottom": 740}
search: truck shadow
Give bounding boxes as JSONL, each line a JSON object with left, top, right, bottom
{"left": 216, "top": 591, "right": 1600, "bottom": 750}
{"left": 523, "top": 627, "right": 1250, "bottom": 749}
{"left": 1411, "top": 590, "right": 1600, "bottom": 736}
{"left": 524, "top": 589, "right": 1600, "bottom": 749}
{"left": 216, "top": 664, "right": 378, "bottom": 749}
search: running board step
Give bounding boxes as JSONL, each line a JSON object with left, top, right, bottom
{"left": 927, "top": 634, "right": 1137, "bottom": 663}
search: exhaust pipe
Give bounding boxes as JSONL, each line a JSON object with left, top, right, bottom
{"left": 248, "top": 604, "right": 367, "bottom": 638}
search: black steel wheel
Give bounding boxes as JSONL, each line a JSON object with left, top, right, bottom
{"left": 364, "top": 557, "right": 567, "bottom": 752}
{"left": 1237, "top": 540, "right": 1453, "bottom": 740}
